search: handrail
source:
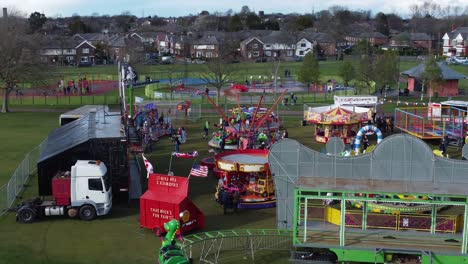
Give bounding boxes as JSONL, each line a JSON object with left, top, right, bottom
{"left": 182, "top": 229, "right": 292, "bottom": 248}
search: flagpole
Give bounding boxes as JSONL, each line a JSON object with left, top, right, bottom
{"left": 168, "top": 153, "right": 174, "bottom": 175}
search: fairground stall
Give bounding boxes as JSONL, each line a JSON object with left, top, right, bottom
{"left": 304, "top": 105, "right": 372, "bottom": 144}
{"left": 213, "top": 149, "right": 275, "bottom": 209}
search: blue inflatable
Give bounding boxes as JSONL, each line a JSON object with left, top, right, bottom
{"left": 354, "top": 125, "right": 382, "bottom": 153}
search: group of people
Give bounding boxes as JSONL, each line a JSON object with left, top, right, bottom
{"left": 134, "top": 108, "right": 175, "bottom": 153}
{"left": 283, "top": 93, "right": 298, "bottom": 107}
{"left": 372, "top": 112, "right": 394, "bottom": 133}
{"left": 58, "top": 78, "right": 91, "bottom": 95}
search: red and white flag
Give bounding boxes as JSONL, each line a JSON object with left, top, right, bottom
{"left": 172, "top": 151, "right": 198, "bottom": 158}
{"left": 142, "top": 154, "right": 154, "bottom": 178}
{"left": 189, "top": 165, "right": 209, "bottom": 177}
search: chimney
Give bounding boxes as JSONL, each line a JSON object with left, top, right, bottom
{"left": 2, "top": 7, "right": 7, "bottom": 17}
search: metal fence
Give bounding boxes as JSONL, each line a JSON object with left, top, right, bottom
{"left": 0, "top": 140, "right": 45, "bottom": 216}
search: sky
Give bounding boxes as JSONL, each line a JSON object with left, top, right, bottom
{"left": 1, "top": 0, "right": 461, "bottom": 18}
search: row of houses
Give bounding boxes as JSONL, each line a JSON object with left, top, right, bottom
{"left": 39, "top": 27, "right": 468, "bottom": 65}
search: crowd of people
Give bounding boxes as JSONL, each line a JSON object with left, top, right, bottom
{"left": 372, "top": 112, "right": 394, "bottom": 133}
{"left": 134, "top": 108, "right": 177, "bottom": 153}
{"left": 57, "top": 78, "right": 91, "bottom": 95}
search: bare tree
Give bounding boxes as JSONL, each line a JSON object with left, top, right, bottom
{"left": 199, "top": 50, "right": 238, "bottom": 104}
{"left": 0, "top": 11, "right": 45, "bottom": 113}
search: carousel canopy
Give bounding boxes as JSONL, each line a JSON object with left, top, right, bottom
{"left": 305, "top": 105, "right": 371, "bottom": 125}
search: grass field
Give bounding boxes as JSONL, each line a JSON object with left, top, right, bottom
{"left": 0, "top": 113, "right": 60, "bottom": 185}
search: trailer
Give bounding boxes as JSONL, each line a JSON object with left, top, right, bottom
{"left": 16, "top": 160, "right": 112, "bottom": 223}
{"left": 140, "top": 174, "right": 204, "bottom": 235}
{"left": 59, "top": 105, "right": 109, "bottom": 126}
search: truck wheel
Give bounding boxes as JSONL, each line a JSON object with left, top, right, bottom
{"left": 79, "top": 205, "right": 96, "bottom": 221}
{"left": 18, "top": 207, "right": 36, "bottom": 223}
{"left": 67, "top": 208, "right": 78, "bottom": 218}
{"left": 262, "top": 192, "right": 268, "bottom": 197}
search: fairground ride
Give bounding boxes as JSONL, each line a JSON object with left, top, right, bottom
{"left": 205, "top": 91, "right": 286, "bottom": 150}
{"left": 269, "top": 134, "right": 468, "bottom": 264}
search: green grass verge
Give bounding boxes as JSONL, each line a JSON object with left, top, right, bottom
{"left": 0, "top": 112, "right": 60, "bottom": 185}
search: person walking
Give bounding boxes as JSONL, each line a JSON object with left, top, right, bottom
{"left": 180, "top": 127, "right": 187, "bottom": 144}
{"left": 203, "top": 121, "right": 209, "bottom": 139}
{"left": 173, "top": 135, "right": 181, "bottom": 153}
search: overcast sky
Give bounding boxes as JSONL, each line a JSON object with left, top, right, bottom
{"left": 2, "top": 0, "right": 461, "bottom": 18}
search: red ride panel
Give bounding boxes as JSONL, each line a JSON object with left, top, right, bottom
{"left": 52, "top": 176, "right": 71, "bottom": 206}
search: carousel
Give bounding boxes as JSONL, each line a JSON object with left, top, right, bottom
{"left": 213, "top": 149, "right": 276, "bottom": 209}
{"left": 304, "top": 105, "right": 372, "bottom": 144}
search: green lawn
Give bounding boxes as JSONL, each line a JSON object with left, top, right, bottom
{"left": 0, "top": 112, "right": 60, "bottom": 185}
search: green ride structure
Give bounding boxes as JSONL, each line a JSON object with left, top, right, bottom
{"left": 159, "top": 219, "right": 190, "bottom": 264}
{"left": 269, "top": 134, "right": 468, "bottom": 264}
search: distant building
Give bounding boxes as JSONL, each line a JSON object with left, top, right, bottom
{"left": 442, "top": 27, "right": 468, "bottom": 57}
{"left": 40, "top": 36, "right": 96, "bottom": 66}
{"left": 345, "top": 32, "right": 388, "bottom": 46}
{"left": 401, "top": 63, "right": 467, "bottom": 97}
{"left": 390, "top": 32, "right": 433, "bottom": 51}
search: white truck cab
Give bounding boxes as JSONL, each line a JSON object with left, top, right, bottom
{"left": 71, "top": 160, "right": 112, "bottom": 217}
{"left": 17, "top": 160, "right": 113, "bottom": 223}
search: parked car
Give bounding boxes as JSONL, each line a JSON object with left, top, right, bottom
{"left": 192, "top": 59, "right": 206, "bottom": 64}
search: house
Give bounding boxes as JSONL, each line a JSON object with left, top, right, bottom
{"left": 260, "top": 31, "right": 296, "bottom": 58}
{"left": 345, "top": 32, "right": 388, "bottom": 46}
{"left": 442, "top": 27, "right": 468, "bottom": 57}
{"left": 401, "top": 62, "right": 467, "bottom": 97}
{"left": 191, "top": 35, "right": 220, "bottom": 58}
{"left": 174, "top": 35, "right": 193, "bottom": 58}
{"left": 40, "top": 36, "right": 96, "bottom": 65}
{"left": 295, "top": 37, "right": 314, "bottom": 57}
{"left": 108, "top": 35, "right": 128, "bottom": 62}
{"left": 297, "top": 32, "right": 337, "bottom": 57}
{"left": 73, "top": 33, "right": 111, "bottom": 46}
{"left": 240, "top": 36, "right": 264, "bottom": 60}
{"left": 156, "top": 33, "right": 173, "bottom": 54}
{"left": 390, "top": 32, "right": 433, "bottom": 51}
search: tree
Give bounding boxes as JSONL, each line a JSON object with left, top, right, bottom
{"left": 199, "top": 52, "right": 237, "bottom": 104}
{"left": 375, "top": 50, "right": 399, "bottom": 89}
{"left": 298, "top": 53, "right": 320, "bottom": 99}
{"left": 421, "top": 56, "right": 443, "bottom": 101}
{"left": 353, "top": 39, "right": 375, "bottom": 56}
{"left": 375, "top": 12, "right": 389, "bottom": 36}
{"left": 356, "top": 55, "right": 376, "bottom": 94}
{"left": 338, "top": 60, "right": 355, "bottom": 86}
{"left": 0, "top": 14, "right": 45, "bottom": 113}
{"left": 228, "top": 14, "right": 243, "bottom": 31}
{"left": 94, "top": 43, "right": 109, "bottom": 64}
{"left": 245, "top": 13, "right": 263, "bottom": 30}
{"left": 294, "top": 15, "right": 314, "bottom": 31}
{"left": 69, "top": 16, "right": 91, "bottom": 34}
{"left": 28, "top": 12, "right": 47, "bottom": 33}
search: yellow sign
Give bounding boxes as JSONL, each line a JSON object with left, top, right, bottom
{"left": 217, "top": 161, "right": 236, "bottom": 171}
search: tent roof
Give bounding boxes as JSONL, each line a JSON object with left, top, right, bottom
{"left": 38, "top": 111, "right": 123, "bottom": 163}
{"left": 322, "top": 106, "right": 354, "bottom": 116}
{"left": 401, "top": 62, "right": 467, "bottom": 80}
{"left": 307, "top": 104, "right": 370, "bottom": 114}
